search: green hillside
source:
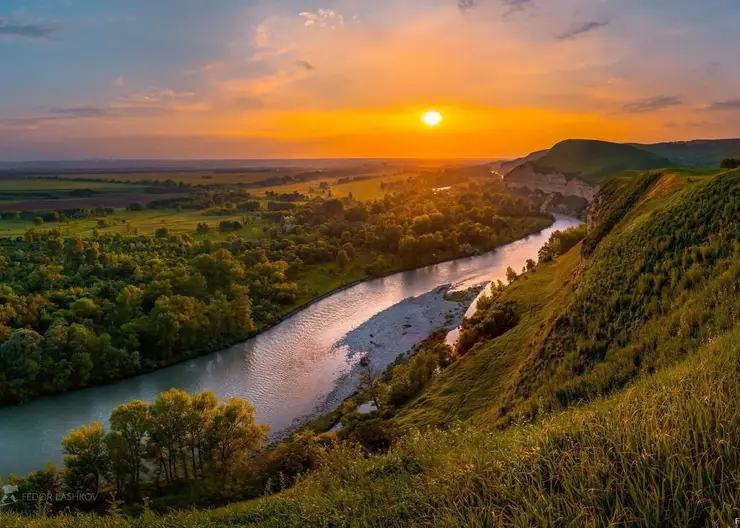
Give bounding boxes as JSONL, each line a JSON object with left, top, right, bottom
{"left": 3, "top": 169, "right": 740, "bottom": 525}
{"left": 516, "top": 139, "right": 673, "bottom": 183}
{"left": 636, "top": 138, "right": 740, "bottom": 167}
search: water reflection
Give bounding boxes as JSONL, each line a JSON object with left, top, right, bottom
{"left": 0, "top": 215, "right": 581, "bottom": 475}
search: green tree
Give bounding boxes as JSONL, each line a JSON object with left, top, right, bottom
{"left": 336, "top": 249, "right": 351, "bottom": 270}
{"left": 207, "top": 398, "right": 269, "bottom": 477}
{"left": 506, "top": 266, "right": 518, "bottom": 284}
{"left": 358, "top": 367, "right": 389, "bottom": 410}
{"left": 107, "top": 400, "right": 151, "bottom": 495}
{"left": 61, "top": 421, "right": 110, "bottom": 495}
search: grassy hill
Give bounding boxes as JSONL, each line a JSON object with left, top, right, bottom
{"left": 635, "top": 138, "right": 740, "bottom": 168}
{"left": 513, "top": 139, "right": 673, "bottom": 184}
{"left": 3, "top": 169, "right": 740, "bottom": 525}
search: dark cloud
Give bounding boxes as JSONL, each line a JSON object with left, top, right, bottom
{"left": 296, "top": 60, "right": 315, "bottom": 70}
{"left": 707, "top": 99, "right": 740, "bottom": 111}
{"left": 0, "top": 17, "right": 55, "bottom": 40}
{"left": 502, "top": 0, "right": 534, "bottom": 13}
{"left": 457, "top": 0, "right": 477, "bottom": 11}
{"left": 622, "top": 96, "right": 682, "bottom": 114}
{"left": 556, "top": 20, "right": 610, "bottom": 40}
{"left": 457, "top": 0, "right": 534, "bottom": 15}
{"left": 49, "top": 106, "right": 110, "bottom": 118}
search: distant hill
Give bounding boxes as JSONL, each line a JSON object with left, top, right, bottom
{"left": 494, "top": 148, "right": 549, "bottom": 174}
{"left": 634, "top": 138, "right": 740, "bottom": 168}
{"left": 510, "top": 139, "right": 673, "bottom": 184}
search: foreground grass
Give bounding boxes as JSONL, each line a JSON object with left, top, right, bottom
{"left": 3, "top": 324, "right": 738, "bottom": 527}
{"left": 395, "top": 245, "right": 582, "bottom": 431}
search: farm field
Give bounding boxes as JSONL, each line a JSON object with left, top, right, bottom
{"left": 256, "top": 171, "right": 417, "bottom": 200}
{"left": 0, "top": 207, "right": 275, "bottom": 240}
{"left": 36, "top": 171, "right": 294, "bottom": 186}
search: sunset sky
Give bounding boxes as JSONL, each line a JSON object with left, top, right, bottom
{"left": 2, "top": 0, "right": 740, "bottom": 160}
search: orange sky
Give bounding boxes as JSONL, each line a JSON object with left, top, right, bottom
{"left": 2, "top": 0, "right": 740, "bottom": 159}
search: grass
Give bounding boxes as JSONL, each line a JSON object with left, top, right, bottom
{"left": 0, "top": 178, "right": 145, "bottom": 202}
{"left": 2, "top": 319, "right": 737, "bottom": 527}
{"left": 39, "top": 171, "right": 291, "bottom": 186}
{"left": 255, "top": 172, "right": 415, "bottom": 201}
{"left": 0, "top": 208, "right": 273, "bottom": 240}
{"left": 394, "top": 247, "right": 582, "bottom": 431}
{"left": 3, "top": 169, "right": 738, "bottom": 526}
{"left": 521, "top": 139, "right": 674, "bottom": 184}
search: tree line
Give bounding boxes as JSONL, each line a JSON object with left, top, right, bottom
{"left": 0, "top": 182, "right": 551, "bottom": 406}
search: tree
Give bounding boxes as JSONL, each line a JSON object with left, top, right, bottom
{"left": 61, "top": 421, "right": 110, "bottom": 495}
{"left": 526, "top": 259, "right": 536, "bottom": 272}
{"left": 186, "top": 391, "right": 219, "bottom": 478}
{"left": 506, "top": 266, "right": 518, "bottom": 284}
{"left": 207, "top": 398, "right": 269, "bottom": 477}
{"left": 149, "top": 388, "right": 193, "bottom": 483}
{"left": 720, "top": 158, "right": 740, "bottom": 169}
{"left": 336, "top": 249, "right": 351, "bottom": 270}
{"left": 321, "top": 198, "right": 344, "bottom": 217}
{"left": 107, "top": 400, "right": 151, "bottom": 495}
{"left": 358, "top": 366, "right": 389, "bottom": 410}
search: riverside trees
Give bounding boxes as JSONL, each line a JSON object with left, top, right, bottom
{"left": 0, "top": 182, "right": 550, "bottom": 406}
{"left": 3, "top": 389, "right": 269, "bottom": 512}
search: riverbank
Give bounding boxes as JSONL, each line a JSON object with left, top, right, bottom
{"left": 0, "top": 215, "right": 580, "bottom": 477}
{"left": 0, "top": 214, "right": 555, "bottom": 412}
{"left": 301, "top": 283, "right": 486, "bottom": 436}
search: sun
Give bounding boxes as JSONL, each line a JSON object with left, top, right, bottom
{"left": 422, "top": 110, "right": 443, "bottom": 127}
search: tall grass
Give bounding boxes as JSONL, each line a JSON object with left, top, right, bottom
{"left": 4, "top": 325, "right": 737, "bottom": 527}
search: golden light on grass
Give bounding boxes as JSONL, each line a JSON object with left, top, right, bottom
{"left": 422, "top": 109, "right": 443, "bottom": 127}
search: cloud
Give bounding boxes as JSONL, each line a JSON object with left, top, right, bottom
{"left": 119, "top": 89, "right": 196, "bottom": 105}
{"left": 707, "top": 99, "right": 740, "bottom": 111}
{"left": 113, "top": 76, "right": 125, "bottom": 88}
{"left": 296, "top": 60, "right": 315, "bottom": 70}
{"left": 299, "top": 9, "right": 344, "bottom": 28}
{"left": 182, "top": 62, "right": 224, "bottom": 75}
{"left": 457, "top": 0, "right": 533, "bottom": 14}
{"left": 502, "top": 0, "right": 534, "bottom": 13}
{"left": 0, "top": 16, "right": 55, "bottom": 40}
{"left": 622, "top": 95, "right": 682, "bottom": 114}
{"left": 49, "top": 106, "right": 110, "bottom": 118}
{"left": 556, "top": 20, "right": 610, "bottom": 41}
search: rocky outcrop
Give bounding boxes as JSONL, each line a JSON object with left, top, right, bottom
{"left": 505, "top": 163, "right": 600, "bottom": 201}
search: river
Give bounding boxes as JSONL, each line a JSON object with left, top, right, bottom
{"left": 0, "top": 215, "right": 581, "bottom": 476}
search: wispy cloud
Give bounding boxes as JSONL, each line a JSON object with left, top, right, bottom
{"left": 707, "top": 99, "right": 740, "bottom": 111}
{"left": 182, "top": 62, "right": 224, "bottom": 75}
{"left": 622, "top": 95, "right": 682, "bottom": 114}
{"left": 49, "top": 105, "right": 110, "bottom": 118}
{"left": 502, "top": 0, "right": 534, "bottom": 13}
{"left": 296, "top": 60, "right": 315, "bottom": 70}
{"left": 299, "top": 9, "right": 344, "bottom": 28}
{"left": 457, "top": 0, "right": 477, "bottom": 11}
{"left": 0, "top": 16, "right": 55, "bottom": 40}
{"left": 112, "top": 76, "right": 125, "bottom": 88}
{"left": 556, "top": 20, "right": 610, "bottom": 41}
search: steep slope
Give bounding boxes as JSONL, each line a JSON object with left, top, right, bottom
{"left": 504, "top": 139, "right": 673, "bottom": 201}
{"left": 494, "top": 148, "right": 549, "bottom": 174}
{"left": 401, "top": 169, "right": 740, "bottom": 429}
{"left": 3, "top": 169, "right": 740, "bottom": 526}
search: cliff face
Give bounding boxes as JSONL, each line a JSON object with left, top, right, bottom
{"left": 505, "top": 164, "right": 601, "bottom": 202}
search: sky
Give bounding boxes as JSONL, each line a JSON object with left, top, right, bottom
{"left": 1, "top": 0, "right": 740, "bottom": 160}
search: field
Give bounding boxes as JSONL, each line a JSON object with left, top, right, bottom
{"left": 0, "top": 164, "right": 473, "bottom": 237}
{"left": 0, "top": 207, "right": 278, "bottom": 240}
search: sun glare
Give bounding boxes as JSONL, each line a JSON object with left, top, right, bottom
{"left": 422, "top": 110, "right": 443, "bottom": 127}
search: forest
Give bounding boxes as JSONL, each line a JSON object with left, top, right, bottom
{"left": 0, "top": 181, "right": 551, "bottom": 406}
